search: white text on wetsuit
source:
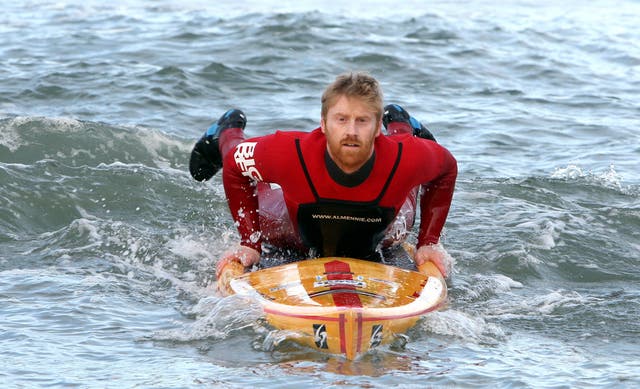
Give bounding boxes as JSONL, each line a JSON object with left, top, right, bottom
{"left": 234, "top": 142, "right": 263, "bottom": 181}
{"left": 311, "top": 214, "right": 383, "bottom": 223}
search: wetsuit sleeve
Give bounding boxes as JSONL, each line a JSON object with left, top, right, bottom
{"left": 222, "top": 138, "right": 266, "bottom": 252}
{"left": 417, "top": 143, "right": 458, "bottom": 247}
{"left": 221, "top": 131, "right": 306, "bottom": 252}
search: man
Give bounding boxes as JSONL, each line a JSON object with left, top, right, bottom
{"left": 189, "top": 72, "right": 457, "bottom": 281}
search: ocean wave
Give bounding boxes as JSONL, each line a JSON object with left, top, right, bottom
{"left": 0, "top": 116, "right": 191, "bottom": 168}
{"left": 449, "top": 171, "right": 639, "bottom": 285}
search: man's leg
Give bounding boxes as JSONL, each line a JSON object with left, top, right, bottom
{"left": 189, "top": 109, "right": 247, "bottom": 181}
{"left": 380, "top": 104, "right": 434, "bottom": 266}
{"left": 190, "top": 109, "right": 304, "bottom": 259}
{"left": 381, "top": 186, "right": 418, "bottom": 247}
{"left": 383, "top": 104, "right": 437, "bottom": 141}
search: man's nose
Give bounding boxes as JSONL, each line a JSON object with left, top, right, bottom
{"left": 345, "top": 119, "right": 358, "bottom": 135}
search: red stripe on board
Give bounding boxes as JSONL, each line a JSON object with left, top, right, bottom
{"left": 324, "top": 260, "right": 363, "bottom": 308}
{"left": 262, "top": 308, "right": 343, "bottom": 322}
{"left": 339, "top": 313, "right": 346, "bottom": 354}
{"left": 356, "top": 312, "right": 363, "bottom": 353}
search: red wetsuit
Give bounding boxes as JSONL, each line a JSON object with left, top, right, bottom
{"left": 222, "top": 127, "right": 457, "bottom": 261}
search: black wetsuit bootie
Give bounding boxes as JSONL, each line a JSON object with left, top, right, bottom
{"left": 189, "top": 109, "right": 246, "bottom": 181}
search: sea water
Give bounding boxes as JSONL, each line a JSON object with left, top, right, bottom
{"left": 1, "top": 0, "right": 639, "bottom": 387}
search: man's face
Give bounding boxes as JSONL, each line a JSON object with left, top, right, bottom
{"left": 321, "top": 95, "right": 381, "bottom": 174}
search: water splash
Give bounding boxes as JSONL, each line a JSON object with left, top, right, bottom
{"left": 551, "top": 163, "right": 624, "bottom": 190}
{"left": 151, "top": 294, "right": 263, "bottom": 342}
{"left": 420, "top": 309, "right": 505, "bottom": 344}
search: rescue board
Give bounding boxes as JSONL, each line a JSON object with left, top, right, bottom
{"left": 227, "top": 257, "right": 447, "bottom": 360}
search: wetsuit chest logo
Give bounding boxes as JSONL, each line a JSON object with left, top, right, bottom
{"left": 297, "top": 201, "right": 395, "bottom": 260}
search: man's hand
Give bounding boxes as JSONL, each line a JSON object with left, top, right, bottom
{"left": 215, "top": 245, "right": 260, "bottom": 277}
{"left": 414, "top": 243, "right": 452, "bottom": 278}
{"left": 215, "top": 245, "right": 260, "bottom": 296}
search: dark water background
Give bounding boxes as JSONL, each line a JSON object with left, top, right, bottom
{"left": 1, "top": 0, "right": 639, "bottom": 387}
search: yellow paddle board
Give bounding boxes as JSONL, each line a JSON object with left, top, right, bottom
{"left": 227, "top": 257, "right": 447, "bottom": 360}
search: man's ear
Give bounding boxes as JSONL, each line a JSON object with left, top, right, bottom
{"left": 320, "top": 117, "right": 326, "bottom": 134}
{"left": 375, "top": 119, "right": 382, "bottom": 137}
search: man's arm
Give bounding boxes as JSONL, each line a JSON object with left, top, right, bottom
{"left": 414, "top": 143, "right": 458, "bottom": 276}
{"left": 214, "top": 139, "right": 267, "bottom": 282}
{"left": 222, "top": 140, "right": 264, "bottom": 253}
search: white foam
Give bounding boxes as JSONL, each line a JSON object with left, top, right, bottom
{"left": 491, "top": 289, "right": 590, "bottom": 318}
{"left": 14, "top": 116, "right": 83, "bottom": 132}
{"left": 421, "top": 309, "right": 505, "bottom": 342}
{"left": 0, "top": 120, "right": 23, "bottom": 152}
{"left": 0, "top": 116, "right": 85, "bottom": 151}
{"left": 127, "top": 126, "right": 192, "bottom": 168}
{"left": 520, "top": 219, "right": 566, "bottom": 250}
{"left": 164, "top": 235, "right": 223, "bottom": 278}
{"left": 71, "top": 217, "right": 102, "bottom": 241}
{"left": 551, "top": 164, "right": 585, "bottom": 180}
{"left": 531, "top": 290, "right": 589, "bottom": 315}
{"left": 96, "top": 161, "right": 148, "bottom": 170}
{"left": 149, "top": 262, "right": 203, "bottom": 296}
{"left": 472, "top": 273, "right": 524, "bottom": 294}
{"left": 551, "top": 163, "right": 624, "bottom": 190}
